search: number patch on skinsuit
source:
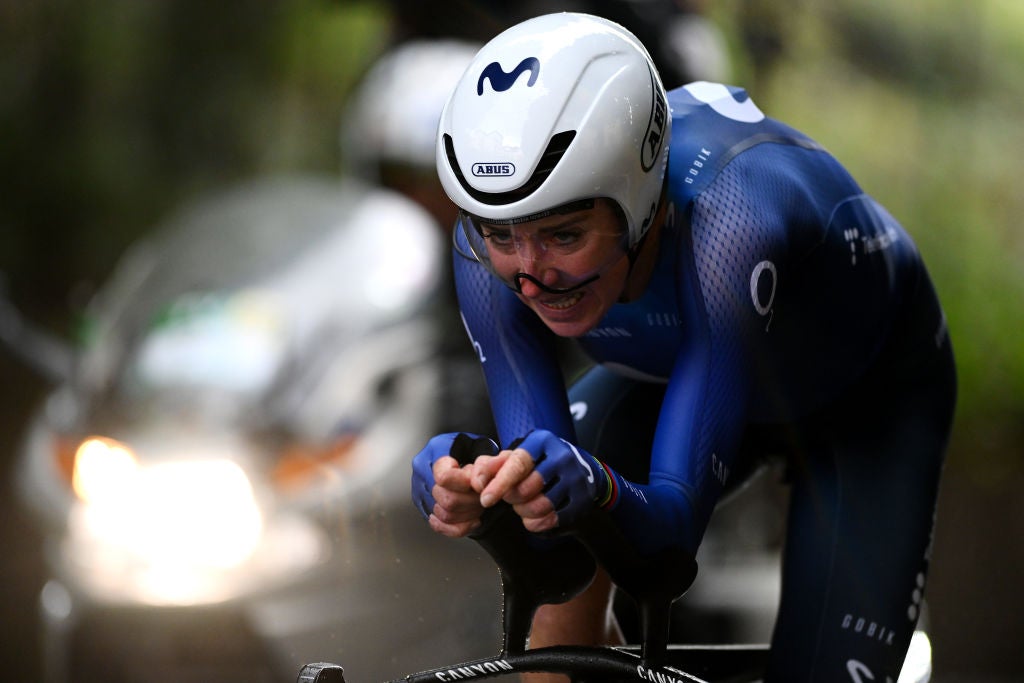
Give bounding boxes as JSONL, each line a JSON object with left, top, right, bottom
{"left": 683, "top": 81, "right": 765, "bottom": 123}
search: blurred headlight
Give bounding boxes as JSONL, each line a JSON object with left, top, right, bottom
{"left": 64, "top": 450, "right": 273, "bottom": 605}
{"left": 72, "top": 436, "right": 138, "bottom": 504}
{"left": 76, "top": 458, "right": 263, "bottom": 570}
{"left": 52, "top": 433, "right": 327, "bottom": 606}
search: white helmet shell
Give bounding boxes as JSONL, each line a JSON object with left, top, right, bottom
{"left": 436, "top": 13, "right": 670, "bottom": 247}
{"left": 343, "top": 39, "right": 480, "bottom": 177}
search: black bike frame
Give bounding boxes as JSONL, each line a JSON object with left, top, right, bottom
{"left": 298, "top": 433, "right": 769, "bottom": 683}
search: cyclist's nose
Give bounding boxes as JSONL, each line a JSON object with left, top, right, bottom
{"left": 515, "top": 260, "right": 562, "bottom": 297}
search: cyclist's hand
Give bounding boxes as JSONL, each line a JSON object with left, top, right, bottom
{"left": 411, "top": 432, "right": 491, "bottom": 537}
{"left": 472, "top": 449, "right": 552, "bottom": 531}
{"left": 473, "top": 429, "right": 603, "bottom": 533}
{"left": 429, "top": 457, "right": 483, "bottom": 537}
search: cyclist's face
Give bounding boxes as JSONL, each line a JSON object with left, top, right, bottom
{"left": 479, "top": 199, "right": 629, "bottom": 337}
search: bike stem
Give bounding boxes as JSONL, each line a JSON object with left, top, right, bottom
{"left": 450, "top": 434, "right": 596, "bottom": 655}
{"left": 449, "top": 434, "right": 697, "bottom": 666}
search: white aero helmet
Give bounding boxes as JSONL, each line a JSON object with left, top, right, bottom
{"left": 343, "top": 39, "right": 481, "bottom": 178}
{"left": 436, "top": 12, "right": 670, "bottom": 249}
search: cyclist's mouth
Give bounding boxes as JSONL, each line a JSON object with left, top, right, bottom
{"left": 539, "top": 290, "right": 585, "bottom": 311}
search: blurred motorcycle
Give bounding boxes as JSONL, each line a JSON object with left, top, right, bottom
{"left": 3, "top": 175, "right": 501, "bottom": 683}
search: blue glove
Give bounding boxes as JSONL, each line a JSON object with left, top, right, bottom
{"left": 515, "top": 429, "right": 610, "bottom": 527}
{"left": 411, "top": 432, "right": 497, "bottom": 520}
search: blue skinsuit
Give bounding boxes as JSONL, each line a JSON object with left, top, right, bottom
{"left": 452, "top": 83, "right": 956, "bottom": 681}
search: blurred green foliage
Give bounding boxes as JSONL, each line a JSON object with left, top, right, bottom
{"left": 712, "top": 0, "right": 1024, "bottom": 480}
{"left": 1, "top": 0, "right": 391, "bottom": 309}
{"left": 2, "top": 0, "right": 1021, "bottom": 478}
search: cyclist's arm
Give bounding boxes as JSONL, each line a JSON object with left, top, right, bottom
{"left": 452, "top": 225, "right": 576, "bottom": 447}
{"left": 453, "top": 210, "right": 758, "bottom": 561}
{"left": 597, "top": 206, "right": 756, "bottom": 558}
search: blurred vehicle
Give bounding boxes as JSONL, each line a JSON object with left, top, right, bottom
{"left": 341, "top": 38, "right": 496, "bottom": 441}
{"left": 3, "top": 175, "right": 501, "bottom": 683}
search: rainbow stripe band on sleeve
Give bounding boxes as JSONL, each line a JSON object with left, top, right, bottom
{"left": 596, "top": 461, "right": 619, "bottom": 510}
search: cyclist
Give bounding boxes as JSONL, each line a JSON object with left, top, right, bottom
{"left": 412, "top": 13, "right": 956, "bottom": 682}
{"left": 342, "top": 39, "right": 481, "bottom": 232}
{"left": 383, "top": 0, "right": 728, "bottom": 89}
{"left": 342, "top": 39, "right": 496, "bottom": 438}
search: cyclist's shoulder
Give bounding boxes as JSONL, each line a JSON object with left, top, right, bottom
{"left": 667, "top": 81, "right": 812, "bottom": 144}
{"left": 667, "top": 82, "right": 829, "bottom": 199}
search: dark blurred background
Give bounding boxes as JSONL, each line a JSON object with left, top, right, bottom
{"left": 2, "top": 1, "right": 1022, "bottom": 681}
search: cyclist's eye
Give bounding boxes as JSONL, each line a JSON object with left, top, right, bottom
{"left": 549, "top": 229, "right": 583, "bottom": 247}
{"left": 481, "top": 229, "right": 515, "bottom": 251}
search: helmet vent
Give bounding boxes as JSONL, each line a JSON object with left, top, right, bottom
{"left": 444, "top": 131, "right": 577, "bottom": 206}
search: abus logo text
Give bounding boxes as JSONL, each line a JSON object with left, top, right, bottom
{"left": 472, "top": 163, "right": 515, "bottom": 177}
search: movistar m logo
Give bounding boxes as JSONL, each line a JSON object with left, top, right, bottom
{"left": 477, "top": 57, "right": 540, "bottom": 95}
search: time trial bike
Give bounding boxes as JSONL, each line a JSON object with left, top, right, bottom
{"left": 297, "top": 433, "right": 931, "bottom": 683}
